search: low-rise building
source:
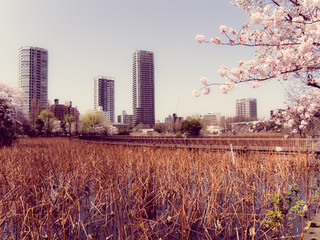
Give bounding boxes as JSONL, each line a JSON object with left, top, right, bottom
{"left": 50, "top": 99, "right": 80, "bottom": 122}
{"left": 200, "top": 112, "right": 221, "bottom": 125}
{"left": 118, "top": 110, "right": 134, "bottom": 126}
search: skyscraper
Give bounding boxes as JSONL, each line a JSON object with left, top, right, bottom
{"left": 133, "top": 50, "right": 155, "bottom": 126}
{"left": 93, "top": 76, "right": 115, "bottom": 122}
{"left": 18, "top": 46, "right": 48, "bottom": 121}
{"left": 236, "top": 98, "right": 257, "bottom": 119}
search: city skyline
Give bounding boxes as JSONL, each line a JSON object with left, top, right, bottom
{"left": 0, "top": 1, "right": 288, "bottom": 121}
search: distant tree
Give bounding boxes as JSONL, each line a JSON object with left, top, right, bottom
{"left": 179, "top": 117, "right": 203, "bottom": 137}
{"left": 0, "top": 81, "right": 26, "bottom": 147}
{"left": 60, "top": 120, "right": 67, "bottom": 135}
{"left": 35, "top": 118, "right": 44, "bottom": 135}
{"left": 81, "top": 110, "right": 117, "bottom": 135}
{"left": 135, "top": 123, "right": 151, "bottom": 131}
{"left": 117, "top": 126, "right": 131, "bottom": 135}
{"left": 51, "top": 120, "right": 63, "bottom": 135}
{"left": 165, "top": 115, "right": 183, "bottom": 133}
{"left": 81, "top": 110, "right": 104, "bottom": 133}
{"left": 154, "top": 123, "right": 165, "bottom": 134}
{"left": 29, "top": 98, "right": 41, "bottom": 125}
{"left": 64, "top": 114, "right": 74, "bottom": 135}
{"left": 38, "top": 110, "right": 56, "bottom": 136}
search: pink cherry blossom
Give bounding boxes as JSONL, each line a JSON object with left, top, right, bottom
{"left": 200, "top": 76, "right": 208, "bottom": 85}
{"left": 219, "top": 25, "right": 227, "bottom": 34}
{"left": 218, "top": 65, "right": 228, "bottom": 77}
{"left": 195, "top": 35, "right": 205, "bottom": 43}
{"left": 0, "top": 81, "right": 26, "bottom": 143}
{"left": 250, "top": 82, "right": 261, "bottom": 88}
{"left": 219, "top": 83, "right": 235, "bottom": 94}
{"left": 193, "top": 0, "right": 320, "bottom": 134}
{"left": 192, "top": 89, "right": 201, "bottom": 97}
{"left": 202, "top": 87, "right": 210, "bottom": 95}
{"left": 211, "top": 37, "right": 221, "bottom": 45}
{"left": 270, "top": 90, "right": 320, "bottom": 137}
{"left": 250, "top": 12, "right": 261, "bottom": 25}
{"left": 229, "top": 28, "right": 237, "bottom": 35}
{"left": 219, "top": 85, "right": 229, "bottom": 94}
{"left": 194, "top": 0, "right": 320, "bottom": 99}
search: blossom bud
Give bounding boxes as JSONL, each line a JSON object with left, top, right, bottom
{"left": 202, "top": 87, "right": 210, "bottom": 95}
{"left": 195, "top": 35, "right": 205, "bottom": 43}
{"left": 200, "top": 77, "right": 208, "bottom": 85}
{"left": 229, "top": 28, "right": 237, "bottom": 35}
{"left": 192, "top": 89, "right": 201, "bottom": 97}
{"left": 219, "top": 25, "right": 227, "bottom": 34}
{"left": 218, "top": 65, "right": 228, "bottom": 77}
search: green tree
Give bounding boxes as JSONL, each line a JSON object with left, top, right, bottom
{"left": 38, "top": 110, "right": 56, "bottom": 136}
{"left": 64, "top": 114, "right": 74, "bottom": 135}
{"left": 179, "top": 117, "right": 203, "bottom": 137}
{"left": 81, "top": 110, "right": 118, "bottom": 135}
{"left": 81, "top": 110, "right": 105, "bottom": 134}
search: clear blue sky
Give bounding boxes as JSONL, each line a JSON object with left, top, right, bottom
{"left": 0, "top": 0, "right": 286, "bottom": 121}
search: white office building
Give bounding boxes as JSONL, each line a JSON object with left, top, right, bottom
{"left": 236, "top": 98, "right": 257, "bottom": 119}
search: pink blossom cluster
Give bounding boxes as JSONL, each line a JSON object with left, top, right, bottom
{"left": 194, "top": 0, "right": 320, "bottom": 96}
{"left": 192, "top": 77, "right": 211, "bottom": 97}
{"left": 0, "top": 81, "right": 24, "bottom": 127}
{"left": 0, "top": 81, "right": 22, "bottom": 105}
{"left": 272, "top": 91, "right": 320, "bottom": 136}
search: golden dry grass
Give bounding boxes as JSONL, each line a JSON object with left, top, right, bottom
{"left": 0, "top": 137, "right": 318, "bottom": 239}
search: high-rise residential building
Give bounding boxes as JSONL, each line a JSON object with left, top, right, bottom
{"left": 133, "top": 50, "right": 155, "bottom": 126}
{"left": 236, "top": 98, "right": 257, "bottom": 119}
{"left": 93, "top": 76, "right": 115, "bottom": 122}
{"left": 18, "top": 46, "right": 48, "bottom": 122}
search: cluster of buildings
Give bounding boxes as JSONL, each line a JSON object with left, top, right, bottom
{"left": 18, "top": 46, "right": 155, "bottom": 127}
{"left": 17, "top": 46, "right": 258, "bottom": 131}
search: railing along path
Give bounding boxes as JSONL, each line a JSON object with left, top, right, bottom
{"left": 77, "top": 135, "right": 320, "bottom": 153}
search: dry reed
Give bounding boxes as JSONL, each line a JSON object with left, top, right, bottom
{"left": 0, "top": 137, "right": 318, "bottom": 239}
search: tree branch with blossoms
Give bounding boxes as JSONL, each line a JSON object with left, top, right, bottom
{"left": 0, "top": 81, "right": 27, "bottom": 146}
{"left": 193, "top": 0, "right": 320, "bottom": 97}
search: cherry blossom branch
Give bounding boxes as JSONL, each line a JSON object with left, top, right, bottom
{"left": 194, "top": 0, "right": 320, "bottom": 97}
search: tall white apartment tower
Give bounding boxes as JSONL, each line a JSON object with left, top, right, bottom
{"left": 236, "top": 98, "right": 257, "bottom": 119}
{"left": 133, "top": 50, "right": 155, "bottom": 126}
{"left": 93, "top": 76, "right": 115, "bottom": 123}
{"left": 18, "top": 46, "right": 48, "bottom": 121}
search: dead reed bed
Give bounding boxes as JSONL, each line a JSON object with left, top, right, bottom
{"left": 0, "top": 137, "right": 319, "bottom": 239}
